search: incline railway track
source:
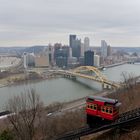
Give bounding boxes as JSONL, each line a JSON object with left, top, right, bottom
{"left": 56, "top": 107, "right": 140, "bottom": 140}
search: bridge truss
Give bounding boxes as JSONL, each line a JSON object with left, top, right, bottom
{"left": 55, "top": 66, "right": 121, "bottom": 89}
{"left": 72, "top": 66, "right": 120, "bottom": 89}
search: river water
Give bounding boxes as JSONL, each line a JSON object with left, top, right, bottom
{"left": 102, "top": 63, "right": 140, "bottom": 82}
{"left": 0, "top": 64, "right": 140, "bottom": 111}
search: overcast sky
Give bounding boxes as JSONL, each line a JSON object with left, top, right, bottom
{"left": 0, "top": 0, "right": 140, "bottom": 47}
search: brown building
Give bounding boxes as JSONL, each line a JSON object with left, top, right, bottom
{"left": 35, "top": 54, "right": 49, "bottom": 67}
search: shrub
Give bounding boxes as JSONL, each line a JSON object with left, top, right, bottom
{"left": 0, "top": 129, "right": 14, "bottom": 140}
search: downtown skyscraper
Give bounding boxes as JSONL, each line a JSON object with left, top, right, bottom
{"left": 69, "top": 34, "right": 81, "bottom": 59}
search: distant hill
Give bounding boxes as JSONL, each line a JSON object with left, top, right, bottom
{"left": 0, "top": 46, "right": 139, "bottom": 56}
{"left": 23, "top": 45, "right": 47, "bottom": 54}
{"left": 113, "top": 47, "right": 140, "bottom": 54}
{"left": 0, "top": 45, "right": 47, "bottom": 56}
{"left": 92, "top": 46, "right": 140, "bottom": 54}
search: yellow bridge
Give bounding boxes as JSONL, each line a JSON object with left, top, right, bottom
{"left": 51, "top": 66, "right": 121, "bottom": 89}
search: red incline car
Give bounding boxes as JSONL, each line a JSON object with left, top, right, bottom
{"left": 86, "top": 96, "right": 121, "bottom": 127}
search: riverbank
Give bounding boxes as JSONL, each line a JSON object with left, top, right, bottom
{"left": 99, "top": 61, "right": 128, "bottom": 70}
{"left": 0, "top": 70, "right": 62, "bottom": 88}
{"left": 0, "top": 73, "right": 23, "bottom": 87}
{"left": 104, "top": 61, "right": 128, "bottom": 68}
{"left": 0, "top": 72, "right": 44, "bottom": 88}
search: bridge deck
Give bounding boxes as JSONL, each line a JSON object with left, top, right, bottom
{"left": 53, "top": 69, "right": 121, "bottom": 89}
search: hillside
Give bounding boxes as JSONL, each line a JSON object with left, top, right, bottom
{"left": 82, "top": 84, "right": 140, "bottom": 140}
{"left": 0, "top": 46, "right": 47, "bottom": 56}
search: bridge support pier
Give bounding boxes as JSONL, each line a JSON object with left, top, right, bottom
{"left": 102, "top": 83, "right": 112, "bottom": 90}
{"left": 64, "top": 74, "right": 76, "bottom": 80}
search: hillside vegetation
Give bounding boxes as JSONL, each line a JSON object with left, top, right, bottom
{"left": 82, "top": 83, "right": 140, "bottom": 140}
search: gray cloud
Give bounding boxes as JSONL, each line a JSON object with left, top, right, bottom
{"left": 0, "top": 0, "right": 140, "bottom": 46}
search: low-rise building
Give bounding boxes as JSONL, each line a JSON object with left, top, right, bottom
{"left": 35, "top": 55, "right": 49, "bottom": 67}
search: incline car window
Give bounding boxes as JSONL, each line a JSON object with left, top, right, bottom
{"left": 101, "top": 106, "right": 113, "bottom": 114}
{"left": 109, "top": 108, "right": 113, "bottom": 114}
{"left": 87, "top": 104, "right": 97, "bottom": 110}
{"left": 93, "top": 105, "right": 97, "bottom": 110}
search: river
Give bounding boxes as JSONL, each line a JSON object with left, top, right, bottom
{"left": 102, "top": 63, "right": 140, "bottom": 82}
{"left": 0, "top": 64, "right": 140, "bottom": 111}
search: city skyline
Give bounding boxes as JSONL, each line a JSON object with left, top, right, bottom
{"left": 0, "top": 0, "right": 140, "bottom": 47}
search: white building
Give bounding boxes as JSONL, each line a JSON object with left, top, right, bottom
{"left": 27, "top": 53, "right": 35, "bottom": 67}
{"left": 23, "top": 52, "right": 35, "bottom": 68}
{"left": 101, "top": 40, "right": 108, "bottom": 58}
{"left": 69, "top": 47, "right": 72, "bottom": 58}
{"left": 84, "top": 37, "right": 90, "bottom": 51}
{"left": 48, "top": 44, "right": 55, "bottom": 65}
{"left": 94, "top": 55, "right": 100, "bottom": 67}
{"left": 80, "top": 43, "right": 84, "bottom": 57}
{"left": 23, "top": 52, "right": 28, "bottom": 69}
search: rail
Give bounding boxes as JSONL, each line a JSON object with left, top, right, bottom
{"left": 56, "top": 107, "right": 140, "bottom": 140}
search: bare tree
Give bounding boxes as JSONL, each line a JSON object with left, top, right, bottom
{"left": 45, "top": 102, "right": 63, "bottom": 113}
{"left": 6, "top": 89, "right": 43, "bottom": 140}
{"left": 121, "top": 72, "right": 137, "bottom": 90}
